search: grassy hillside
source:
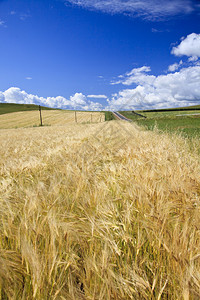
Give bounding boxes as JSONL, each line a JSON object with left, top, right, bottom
{"left": 120, "top": 110, "right": 200, "bottom": 138}
{"left": 139, "top": 104, "right": 200, "bottom": 112}
{"left": 0, "top": 103, "right": 56, "bottom": 115}
{"left": 133, "top": 117, "right": 200, "bottom": 138}
{"left": 0, "top": 121, "right": 199, "bottom": 299}
{"left": 0, "top": 110, "right": 105, "bottom": 129}
{"left": 105, "top": 111, "right": 115, "bottom": 121}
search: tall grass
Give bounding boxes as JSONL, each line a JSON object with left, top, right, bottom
{"left": 0, "top": 121, "right": 200, "bottom": 299}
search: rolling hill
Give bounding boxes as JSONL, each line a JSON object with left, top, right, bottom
{"left": 0, "top": 103, "right": 56, "bottom": 115}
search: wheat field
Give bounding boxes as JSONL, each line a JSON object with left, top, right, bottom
{"left": 0, "top": 110, "right": 104, "bottom": 129}
{"left": 0, "top": 121, "right": 200, "bottom": 299}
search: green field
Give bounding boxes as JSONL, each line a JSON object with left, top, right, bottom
{"left": 140, "top": 104, "right": 200, "bottom": 112}
{"left": 119, "top": 109, "right": 200, "bottom": 138}
{"left": 0, "top": 103, "right": 56, "bottom": 115}
{"left": 105, "top": 111, "right": 115, "bottom": 121}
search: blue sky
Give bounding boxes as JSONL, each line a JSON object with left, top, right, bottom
{"left": 0, "top": 0, "right": 200, "bottom": 110}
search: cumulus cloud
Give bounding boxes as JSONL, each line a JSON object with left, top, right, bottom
{"left": 65, "top": 0, "right": 198, "bottom": 20}
{"left": 87, "top": 94, "right": 107, "bottom": 99}
{"left": 0, "top": 88, "right": 103, "bottom": 111}
{"left": 111, "top": 66, "right": 155, "bottom": 86}
{"left": 168, "top": 63, "right": 180, "bottom": 72}
{"left": 109, "top": 33, "right": 200, "bottom": 110}
{"left": 106, "top": 65, "right": 200, "bottom": 110}
{"left": 168, "top": 60, "right": 183, "bottom": 72}
{"left": 83, "top": 101, "right": 103, "bottom": 111}
{"left": 188, "top": 55, "right": 198, "bottom": 62}
{"left": 69, "top": 93, "right": 87, "bottom": 106}
{"left": 2, "top": 33, "right": 200, "bottom": 112}
{"left": 171, "top": 33, "right": 200, "bottom": 60}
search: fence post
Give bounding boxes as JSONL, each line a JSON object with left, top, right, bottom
{"left": 75, "top": 111, "right": 77, "bottom": 123}
{"left": 39, "top": 105, "right": 43, "bottom": 126}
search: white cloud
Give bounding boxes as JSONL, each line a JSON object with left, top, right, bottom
{"left": 87, "top": 94, "right": 107, "bottom": 99}
{"left": 172, "top": 33, "right": 200, "bottom": 59}
{"left": 168, "top": 63, "right": 179, "bottom": 72}
{"left": 106, "top": 66, "right": 200, "bottom": 110}
{"left": 83, "top": 101, "right": 103, "bottom": 111}
{"left": 168, "top": 60, "right": 183, "bottom": 72}
{"left": 26, "top": 77, "right": 32, "bottom": 80}
{"left": 70, "top": 93, "right": 87, "bottom": 106}
{"left": 0, "top": 88, "right": 103, "bottom": 111}
{"left": 2, "top": 32, "right": 200, "bottom": 112}
{"left": 109, "top": 33, "right": 200, "bottom": 110}
{"left": 188, "top": 56, "right": 198, "bottom": 62}
{"left": 65, "top": 0, "right": 197, "bottom": 20}
{"left": 111, "top": 66, "right": 155, "bottom": 86}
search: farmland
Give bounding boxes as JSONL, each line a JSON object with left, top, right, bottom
{"left": 120, "top": 109, "right": 200, "bottom": 138}
{"left": 0, "top": 110, "right": 105, "bottom": 129}
{"left": 0, "top": 103, "right": 55, "bottom": 115}
{"left": 0, "top": 120, "right": 200, "bottom": 299}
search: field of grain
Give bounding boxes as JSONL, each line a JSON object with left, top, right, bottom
{"left": 0, "top": 110, "right": 104, "bottom": 129}
{"left": 0, "top": 121, "right": 200, "bottom": 299}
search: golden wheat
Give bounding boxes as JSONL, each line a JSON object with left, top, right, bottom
{"left": 0, "top": 110, "right": 105, "bottom": 129}
{"left": 0, "top": 121, "right": 199, "bottom": 299}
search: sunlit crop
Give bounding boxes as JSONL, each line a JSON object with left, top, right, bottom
{"left": 0, "top": 110, "right": 105, "bottom": 129}
{"left": 0, "top": 121, "right": 199, "bottom": 299}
